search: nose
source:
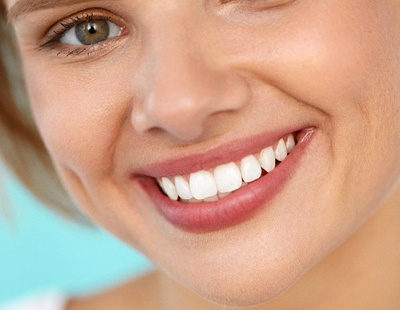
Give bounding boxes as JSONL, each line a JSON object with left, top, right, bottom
{"left": 131, "top": 13, "right": 250, "bottom": 141}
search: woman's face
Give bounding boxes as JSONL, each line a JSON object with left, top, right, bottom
{"left": 7, "top": 0, "right": 400, "bottom": 305}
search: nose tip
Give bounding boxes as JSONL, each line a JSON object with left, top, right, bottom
{"left": 132, "top": 94, "right": 209, "bottom": 141}
{"left": 131, "top": 66, "right": 250, "bottom": 141}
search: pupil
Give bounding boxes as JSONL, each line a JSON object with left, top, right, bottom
{"left": 87, "top": 24, "right": 98, "bottom": 35}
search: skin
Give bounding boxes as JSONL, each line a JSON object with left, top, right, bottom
{"left": 5, "top": 0, "right": 400, "bottom": 308}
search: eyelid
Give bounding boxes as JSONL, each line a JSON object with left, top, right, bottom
{"left": 39, "top": 8, "right": 128, "bottom": 56}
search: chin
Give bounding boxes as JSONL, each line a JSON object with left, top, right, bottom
{"left": 169, "top": 248, "right": 317, "bottom": 308}
{"left": 189, "top": 271, "right": 300, "bottom": 307}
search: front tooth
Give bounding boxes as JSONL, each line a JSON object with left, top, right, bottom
{"left": 214, "top": 162, "right": 242, "bottom": 193}
{"left": 259, "top": 146, "right": 276, "bottom": 173}
{"left": 189, "top": 171, "right": 218, "bottom": 200}
{"left": 161, "top": 177, "right": 178, "bottom": 201}
{"left": 286, "top": 134, "right": 295, "bottom": 153}
{"left": 174, "top": 176, "right": 193, "bottom": 200}
{"left": 240, "top": 155, "right": 262, "bottom": 183}
{"left": 274, "top": 138, "right": 287, "bottom": 161}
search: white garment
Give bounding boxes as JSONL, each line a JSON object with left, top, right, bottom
{"left": 0, "top": 293, "right": 68, "bottom": 310}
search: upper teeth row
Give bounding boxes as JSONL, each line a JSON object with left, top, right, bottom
{"left": 157, "top": 134, "right": 296, "bottom": 202}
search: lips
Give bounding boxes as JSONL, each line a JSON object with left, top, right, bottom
{"left": 138, "top": 128, "right": 314, "bottom": 232}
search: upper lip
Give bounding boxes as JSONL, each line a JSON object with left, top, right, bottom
{"left": 132, "top": 124, "right": 311, "bottom": 179}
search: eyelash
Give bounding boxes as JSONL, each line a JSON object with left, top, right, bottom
{"left": 39, "top": 9, "right": 127, "bottom": 57}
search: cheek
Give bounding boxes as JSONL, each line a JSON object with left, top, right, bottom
{"left": 233, "top": 2, "right": 399, "bottom": 118}
{"left": 25, "top": 62, "right": 131, "bottom": 176}
{"left": 232, "top": 2, "right": 400, "bottom": 176}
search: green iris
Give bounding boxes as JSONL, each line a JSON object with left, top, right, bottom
{"left": 76, "top": 20, "right": 110, "bottom": 45}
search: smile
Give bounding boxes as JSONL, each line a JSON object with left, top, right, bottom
{"left": 139, "top": 128, "right": 314, "bottom": 232}
{"left": 157, "top": 134, "right": 296, "bottom": 203}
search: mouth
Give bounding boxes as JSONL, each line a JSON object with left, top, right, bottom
{"left": 138, "top": 128, "right": 315, "bottom": 232}
{"left": 157, "top": 133, "right": 296, "bottom": 203}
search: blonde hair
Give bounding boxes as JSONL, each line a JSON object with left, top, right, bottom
{"left": 0, "top": 5, "right": 87, "bottom": 223}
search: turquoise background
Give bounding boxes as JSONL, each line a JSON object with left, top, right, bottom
{"left": 0, "top": 163, "right": 152, "bottom": 305}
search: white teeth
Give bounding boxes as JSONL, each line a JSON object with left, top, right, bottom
{"left": 161, "top": 177, "right": 178, "bottom": 201}
{"left": 174, "top": 176, "right": 193, "bottom": 200}
{"left": 286, "top": 133, "right": 295, "bottom": 153}
{"left": 259, "top": 146, "right": 276, "bottom": 173}
{"left": 189, "top": 171, "right": 218, "bottom": 200}
{"left": 240, "top": 155, "right": 262, "bottom": 183}
{"left": 214, "top": 162, "right": 242, "bottom": 193}
{"left": 157, "top": 133, "right": 297, "bottom": 202}
{"left": 274, "top": 139, "right": 287, "bottom": 161}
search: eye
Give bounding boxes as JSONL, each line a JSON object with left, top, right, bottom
{"left": 61, "top": 19, "right": 122, "bottom": 46}
{"left": 39, "top": 9, "right": 128, "bottom": 58}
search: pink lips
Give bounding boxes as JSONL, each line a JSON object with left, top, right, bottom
{"left": 138, "top": 129, "right": 314, "bottom": 232}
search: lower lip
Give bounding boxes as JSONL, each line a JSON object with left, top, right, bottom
{"left": 139, "top": 130, "right": 314, "bottom": 233}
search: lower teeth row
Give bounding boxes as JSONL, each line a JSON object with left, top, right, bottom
{"left": 157, "top": 134, "right": 296, "bottom": 203}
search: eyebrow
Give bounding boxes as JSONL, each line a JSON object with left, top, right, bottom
{"left": 7, "top": 0, "right": 106, "bottom": 22}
